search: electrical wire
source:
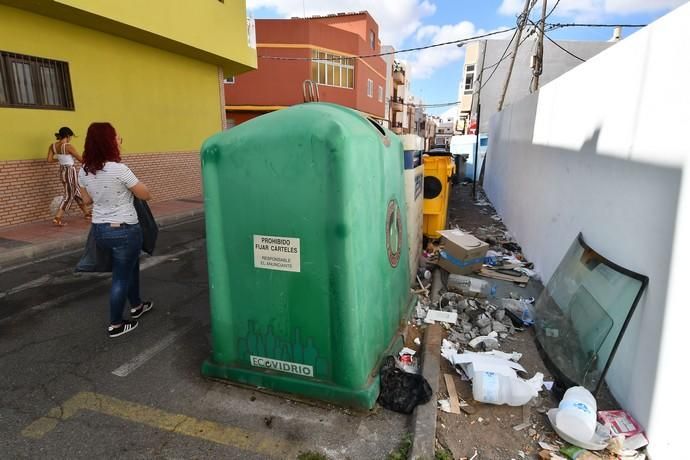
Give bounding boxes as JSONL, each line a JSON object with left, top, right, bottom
{"left": 257, "top": 27, "right": 517, "bottom": 61}
{"left": 543, "top": 32, "right": 585, "bottom": 61}
{"left": 544, "top": 0, "right": 562, "bottom": 20}
{"left": 477, "top": 28, "right": 518, "bottom": 91}
{"left": 546, "top": 22, "right": 647, "bottom": 29}
{"left": 480, "top": 27, "right": 536, "bottom": 90}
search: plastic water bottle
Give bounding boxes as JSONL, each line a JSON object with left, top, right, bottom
{"left": 472, "top": 371, "right": 543, "bottom": 406}
{"left": 556, "top": 386, "right": 597, "bottom": 442}
{"left": 447, "top": 274, "right": 496, "bottom": 298}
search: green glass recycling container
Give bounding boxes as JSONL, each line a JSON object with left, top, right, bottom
{"left": 200, "top": 103, "right": 412, "bottom": 408}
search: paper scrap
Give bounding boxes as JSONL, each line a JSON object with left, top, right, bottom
{"left": 538, "top": 442, "right": 559, "bottom": 451}
{"left": 438, "top": 399, "right": 451, "bottom": 413}
{"left": 414, "top": 337, "right": 421, "bottom": 345}
{"left": 399, "top": 347, "right": 417, "bottom": 357}
{"left": 543, "top": 381, "right": 554, "bottom": 391}
{"left": 425, "top": 310, "right": 458, "bottom": 324}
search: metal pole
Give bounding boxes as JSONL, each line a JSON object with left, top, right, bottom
{"left": 472, "top": 102, "right": 481, "bottom": 200}
{"left": 531, "top": 0, "right": 548, "bottom": 93}
{"left": 497, "top": 0, "right": 533, "bottom": 111}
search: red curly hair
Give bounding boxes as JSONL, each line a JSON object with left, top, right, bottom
{"left": 82, "top": 122, "right": 121, "bottom": 175}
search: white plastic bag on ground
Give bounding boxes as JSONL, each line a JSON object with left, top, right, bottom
{"left": 50, "top": 196, "right": 63, "bottom": 214}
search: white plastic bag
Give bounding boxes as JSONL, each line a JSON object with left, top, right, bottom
{"left": 49, "top": 196, "right": 63, "bottom": 214}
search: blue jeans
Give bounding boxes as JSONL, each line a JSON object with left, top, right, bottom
{"left": 93, "top": 223, "right": 143, "bottom": 325}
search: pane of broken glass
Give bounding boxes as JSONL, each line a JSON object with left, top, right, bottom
{"left": 534, "top": 234, "right": 647, "bottom": 393}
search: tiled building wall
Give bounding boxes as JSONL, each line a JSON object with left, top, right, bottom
{"left": 0, "top": 152, "right": 201, "bottom": 228}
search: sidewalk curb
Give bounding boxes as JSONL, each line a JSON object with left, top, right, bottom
{"left": 0, "top": 208, "right": 204, "bottom": 270}
{"left": 410, "top": 323, "right": 443, "bottom": 460}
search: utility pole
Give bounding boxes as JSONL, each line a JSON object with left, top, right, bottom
{"left": 497, "top": 0, "right": 534, "bottom": 111}
{"left": 531, "top": 0, "right": 548, "bottom": 93}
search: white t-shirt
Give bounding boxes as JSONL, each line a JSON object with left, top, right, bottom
{"left": 78, "top": 162, "right": 139, "bottom": 224}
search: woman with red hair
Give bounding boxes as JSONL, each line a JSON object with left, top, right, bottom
{"left": 78, "top": 122, "right": 154, "bottom": 338}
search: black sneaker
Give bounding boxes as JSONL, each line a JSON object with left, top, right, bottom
{"left": 108, "top": 320, "right": 138, "bottom": 338}
{"left": 130, "top": 301, "right": 154, "bottom": 319}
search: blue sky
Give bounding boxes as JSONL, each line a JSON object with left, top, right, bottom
{"left": 247, "top": 0, "right": 686, "bottom": 115}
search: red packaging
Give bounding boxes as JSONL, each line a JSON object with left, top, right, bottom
{"left": 597, "top": 410, "right": 644, "bottom": 437}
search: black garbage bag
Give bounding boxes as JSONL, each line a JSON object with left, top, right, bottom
{"left": 377, "top": 355, "right": 432, "bottom": 414}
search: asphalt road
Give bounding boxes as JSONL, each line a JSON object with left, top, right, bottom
{"left": 0, "top": 218, "right": 408, "bottom": 459}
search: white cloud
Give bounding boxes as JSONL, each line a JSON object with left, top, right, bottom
{"left": 247, "top": 0, "right": 436, "bottom": 48}
{"left": 439, "top": 106, "right": 458, "bottom": 121}
{"left": 498, "top": 0, "right": 527, "bottom": 16}
{"left": 497, "top": 0, "right": 686, "bottom": 20}
{"left": 406, "top": 23, "right": 513, "bottom": 80}
{"left": 604, "top": 0, "right": 687, "bottom": 15}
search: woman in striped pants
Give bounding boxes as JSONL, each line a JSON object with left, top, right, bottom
{"left": 47, "top": 126, "right": 91, "bottom": 226}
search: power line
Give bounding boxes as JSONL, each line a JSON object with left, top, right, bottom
{"left": 546, "top": 22, "right": 647, "bottom": 29}
{"left": 544, "top": 0, "right": 561, "bottom": 20}
{"left": 543, "top": 32, "right": 585, "bottom": 61}
{"left": 480, "top": 28, "right": 535, "bottom": 90}
{"left": 257, "top": 27, "right": 517, "bottom": 61}
{"left": 497, "top": 0, "right": 538, "bottom": 111}
{"left": 478, "top": 28, "right": 518, "bottom": 90}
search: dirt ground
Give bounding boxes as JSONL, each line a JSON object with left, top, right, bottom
{"left": 430, "top": 182, "right": 620, "bottom": 460}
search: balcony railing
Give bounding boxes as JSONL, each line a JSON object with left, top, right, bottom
{"left": 393, "top": 70, "right": 405, "bottom": 85}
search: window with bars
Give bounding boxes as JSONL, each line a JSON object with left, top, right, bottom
{"left": 0, "top": 51, "right": 74, "bottom": 110}
{"left": 310, "top": 50, "right": 354, "bottom": 89}
{"left": 367, "top": 79, "right": 373, "bottom": 98}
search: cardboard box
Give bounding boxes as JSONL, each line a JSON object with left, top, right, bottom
{"left": 438, "top": 229, "right": 489, "bottom": 275}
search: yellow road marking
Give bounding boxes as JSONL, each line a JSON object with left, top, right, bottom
{"left": 22, "top": 392, "right": 299, "bottom": 458}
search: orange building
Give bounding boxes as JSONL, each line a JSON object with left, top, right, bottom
{"left": 225, "top": 12, "right": 387, "bottom": 126}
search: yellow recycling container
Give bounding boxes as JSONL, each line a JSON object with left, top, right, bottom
{"left": 422, "top": 153, "right": 454, "bottom": 238}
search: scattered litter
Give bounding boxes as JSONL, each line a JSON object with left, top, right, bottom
{"left": 468, "top": 332, "right": 500, "bottom": 350}
{"left": 544, "top": 381, "right": 554, "bottom": 391}
{"left": 425, "top": 310, "right": 458, "bottom": 324}
{"left": 607, "top": 435, "right": 648, "bottom": 458}
{"left": 547, "top": 409, "right": 609, "bottom": 450}
{"left": 437, "top": 230, "right": 489, "bottom": 275}
{"left": 479, "top": 267, "right": 529, "bottom": 284}
{"left": 597, "top": 410, "right": 644, "bottom": 439}
{"left": 414, "top": 337, "right": 421, "bottom": 345}
{"left": 396, "top": 352, "right": 419, "bottom": 374}
{"left": 482, "top": 350, "right": 522, "bottom": 362}
{"left": 621, "top": 433, "right": 649, "bottom": 451}
{"left": 502, "top": 298, "right": 535, "bottom": 326}
{"left": 442, "top": 349, "right": 543, "bottom": 406}
{"left": 398, "top": 347, "right": 417, "bottom": 357}
{"left": 377, "top": 356, "right": 432, "bottom": 414}
{"left": 443, "top": 373, "right": 461, "bottom": 414}
{"left": 513, "top": 421, "right": 531, "bottom": 431}
{"left": 559, "top": 444, "right": 600, "bottom": 459}
{"left": 438, "top": 399, "right": 452, "bottom": 413}
{"left": 447, "top": 274, "right": 496, "bottom": 298}
{"left": 538, "top": 441, "right": 560, "bottom": 451}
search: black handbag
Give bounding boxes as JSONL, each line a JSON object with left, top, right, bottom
{"left": 134, "top": 198, "right": 158, "bottom": 255}
{"left": 75, "top": 225, "right": 112, "bottom": 273}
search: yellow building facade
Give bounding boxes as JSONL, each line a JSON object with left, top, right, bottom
{"left": 0, "top": 0, "right": 256, "bottom": 226}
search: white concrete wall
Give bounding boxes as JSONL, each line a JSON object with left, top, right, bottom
{"left": 483, "top": 4, "right": 690, "bottom": 457}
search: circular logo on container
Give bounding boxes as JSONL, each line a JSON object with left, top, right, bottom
{"left": 386, "top": 199, "right": 402, "bottom": 268}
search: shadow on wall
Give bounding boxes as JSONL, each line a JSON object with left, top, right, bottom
{"left": 483, "top": 94, "right": 682, "bottom": 432}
